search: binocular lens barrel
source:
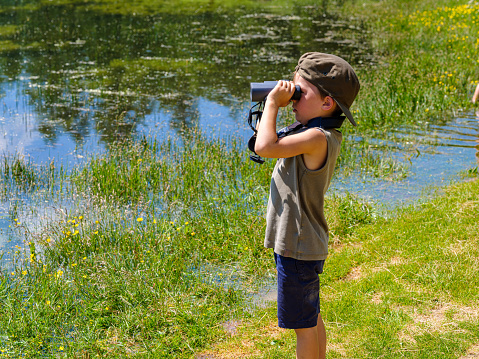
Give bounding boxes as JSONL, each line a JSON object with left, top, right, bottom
{"left": 250, "top": 81, "right": 301, "bottom": 102}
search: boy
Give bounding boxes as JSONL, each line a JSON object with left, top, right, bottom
{"left": 473, "top": 82, "right": 479, "bottom": 103}
{"left": 254, "top": 52, "right": 360, "bottom": 359}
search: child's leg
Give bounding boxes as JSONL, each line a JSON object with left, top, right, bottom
{"left": 473, "top": 83, "right": 479, "bottom": 103}
{"left": 317, "top": 313, "right": 326, "bottom": 359}
{"left": 295, "top": 326, "right": 319, "bottom": 359}
{"left": 274, "top": 253, "right": 326, "bottom": 358}
{"left": 294, "top": 314, "right": 326, "bottom": 359}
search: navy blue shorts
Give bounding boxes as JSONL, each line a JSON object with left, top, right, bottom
{"left": 275, "top": 253, "right": 325, "bottom": 329}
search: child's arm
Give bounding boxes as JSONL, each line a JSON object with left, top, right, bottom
{"left": 473, "top": 83, "right": 479, "bottom": 103}
{"left": 254, "top": 81, "right": 327, "bottom": 170}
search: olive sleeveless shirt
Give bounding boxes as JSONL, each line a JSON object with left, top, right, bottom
{"left": 264, "top": 127, "right": 342, "bottom": 261}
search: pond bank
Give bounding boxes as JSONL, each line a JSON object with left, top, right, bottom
{"left": 197, "top": 177, "right": 479, "bottom": 358}
{"left": 0, "top": 0, "right": 479, "bottom": 357}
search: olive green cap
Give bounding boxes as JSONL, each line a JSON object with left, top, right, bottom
{"left": 295, "top": 52, "right": 360, "bottom": 126}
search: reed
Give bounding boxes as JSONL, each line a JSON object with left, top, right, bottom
{"left": 0, "top": 155, "right": 66, "bottom": 200}
{"left": 0, "top": 129, "right": 375, "bottom": 357}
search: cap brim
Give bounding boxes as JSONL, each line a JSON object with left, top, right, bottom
{"left": 335, "top": 100, "right": 357, "bottom": 127}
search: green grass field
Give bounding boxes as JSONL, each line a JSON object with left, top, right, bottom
{"left": 1, "top": 0, "right": 479, "bottom": 357}
{"left": 199, "top": 178, "right": 479, "bottom": 358}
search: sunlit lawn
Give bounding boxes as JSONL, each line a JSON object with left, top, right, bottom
{"left": 1, "top": 0, "right": 479, "bottom": 357}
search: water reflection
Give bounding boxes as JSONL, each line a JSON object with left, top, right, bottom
{"left": 0, "top": 3, "right": 370, "bottom": 154}
{"left": 331, "top": 112, "right": 479, "bottom": 208}
{"left": 0, "top": 2, "right": 373, "bottom": 262}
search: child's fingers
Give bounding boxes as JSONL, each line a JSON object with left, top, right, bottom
{"left": 267, "top": 80, "right": 295, "bottom": 107}
{"left": 277, "top": 80, "right": 294, "bottom": 92}
{"left": 275, "top": 80, "right": 295, "bottom": 99}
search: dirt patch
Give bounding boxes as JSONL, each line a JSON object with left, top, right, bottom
{"left": 459, "top": 343, "right": 479, "bottom": 359}
{"left": 222, "top": 320, "right": 242, "bottom": 336}
{"left": 445, "top": 237, "right": 479, "bottom": 260}
{"left": 454, "top": 200, "right": 478, "bottom": 218}
{"left": 397, "top": 330, "right": 417, "bottom": 346}
{"left": 330, "top": 241, "right": 363, "bottom": 255}
{"left": 372, "top": 256, "right": 406, "bottom": 273}
{"left": 452, "top": 305, "right": 479, "bottom": 322}
{"left": 326, "top": 342, "right": 348, "bottom": 357}
{"left": 371, "top": 292, "right": 384, "bottom": 304}
{"left": 398, "top": 302, "right": 479, "bottom": 340}
{"left": 389, "top": 256, "right": 405, "bottom": 265}
{"left": 195, "top": 321, "right": 288, "bottom": 359}
{"left": 343, "top": 266, "right": 362, "bottom": 281}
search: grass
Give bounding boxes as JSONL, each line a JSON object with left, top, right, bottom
{"left": 349, "top": 0, "right": 479, "bottom": 128}
{"left": 199, "top": 178, "right": 479, "bottom": 358}
{"left": 0, "top": 154, "right": 65, "bottom": 200}
{"left": 0, "top": 129, "right": 476, "bottom": 358}
{"left": 0, "top": 131, "right": 377, "bottom": 358}
{"left": 1, "top": 0, "right": 479, "bottom": 358}
{"left": 333, "top": 0, "right": 479, "bottom": 177}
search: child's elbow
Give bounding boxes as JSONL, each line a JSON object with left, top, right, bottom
{"left": 255, "top": 147, "right": 278, "bottom": 158}
{"left": 254, "top": 141, "right": 272, "bottom": 157}
{"left": 254, "top": 142, "right": 265, "bottom": 156}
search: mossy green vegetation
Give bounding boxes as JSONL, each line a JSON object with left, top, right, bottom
{"left": 0, "top": 25, "right": 19, "bottom": 37}
{"left": 9, "top": 0, "right": 308, "bottom": 16}
{"left": 30, "top": 0, "right": 312, "bottom": 15}
{"left": 0, "top": 40, "right": 21, "bottom": 52}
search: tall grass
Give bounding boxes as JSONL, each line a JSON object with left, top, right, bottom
{"left": 347, "top": 0, "right": 479, "bottom": 131}
{"left": 0, "top": 130, "right": 374, "bottom": 357}
{"left": 1, "top": 0, "right": 479, "bottom": 357}
{"left": 0, "top": 154, "right": 66, "bottom": 199}
{"left": 73, "top": 133, "right": 273, "bottom": 210}
{"left": 325, "top": 0, "right": 479, "bottom": 178}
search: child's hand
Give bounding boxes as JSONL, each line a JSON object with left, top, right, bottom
{"left": 266, "top": 80, "right": 296, "bottom": 108}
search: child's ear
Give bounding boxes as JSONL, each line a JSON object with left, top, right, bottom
{"left": 322, "top": 96, "right": 336, "bottom": 111}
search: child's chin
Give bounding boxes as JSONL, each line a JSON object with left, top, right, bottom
{"left": 294, "top": 114, "right": 305, "bottom": 124}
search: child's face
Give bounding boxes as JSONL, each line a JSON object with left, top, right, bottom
{"left": 292, "top": 73, "right": 331, "bottom": 124}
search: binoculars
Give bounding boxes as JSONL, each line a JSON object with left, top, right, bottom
{"left": 250, "top": 81, "right": 301, "bottom": 102}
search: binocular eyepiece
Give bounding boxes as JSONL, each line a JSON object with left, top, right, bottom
{"left": 250, "top": 81, "right": 301, "bottom": 102}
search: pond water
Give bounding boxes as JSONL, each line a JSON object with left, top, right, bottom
{"left": 0, "top": 3, "right": 478, "bottom": 262}
{"left": 332, "top": 112, "right": 479, "bottom": 207}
